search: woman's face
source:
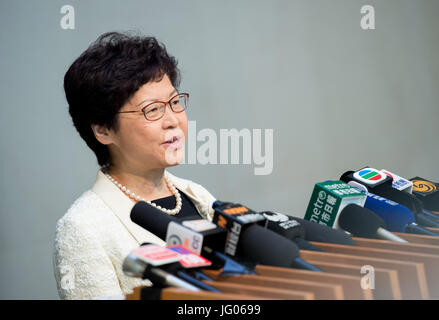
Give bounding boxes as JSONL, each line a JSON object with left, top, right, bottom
{"left": 108, "top": 74, "right": 188, "bottom": 171}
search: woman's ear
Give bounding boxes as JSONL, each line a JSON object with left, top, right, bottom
{"left": 91, "top": 124, "right": 115, "bottom": 146}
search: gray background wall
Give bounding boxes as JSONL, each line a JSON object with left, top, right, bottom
{"left": 1, "top": 0, "right": 438, "bottom": 299}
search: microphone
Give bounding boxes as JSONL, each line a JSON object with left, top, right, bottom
{"left": 381, "top": 169, "right": 439, "bottom": 222}
{"left": 122, "top": 246, "right": 201, "bottom": 291}
{"left": 303, "top": 180, "right": 367, "bottom": 230}
{"left": 285, "top": 216, "right": 355, "bottom": 246}
{"left": 338, "top": 204, "right": 408, "bottom": 243}
{"left": 354, "top": 188, "right": 439, "bottom": 237}
{"left": 131, "top": 201, "right": 228, "bottom": 263}
{"left": 123, "top": 244, "right": 221, "bottom": 292}
{"left": 131, "top": 201, "right": 179, "bottom": 240}
{"left": 132, "top": 203, "right": 253, "bottom": 279}
{"left": 211, "top": 201, "right": 267, "bottom": 257}
{"left": 410, "top": 177, "right": 439, "bottom": 212}
{"left": 404, "top": 224, "right": 439, "bottom": 237}
{"left": 380, "top": 169, "right": 414, "bottom": 193}
{"left": 360, "top": 189, "right": 415, "bottom": 232}
{"left": 238, "top": 223, "right": 323, "bottom": 271}
{"left": 212, "top": 201, "right": 323, "bottom": 271}
{"left": 340, "top": 167, "right": 439, "bottom": 228}
{"left": 260, "top": 211, "right": 324, "bottom": 251}
{"left": 131, "top": 200, "right": 322, "bottom": 272}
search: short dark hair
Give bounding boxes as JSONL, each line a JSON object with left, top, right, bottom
{"left": 64, "top": 31, "right": 181, "bottom": 167}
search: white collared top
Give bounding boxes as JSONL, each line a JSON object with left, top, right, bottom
{"left": 52, "top": 169, "right": 216, "bottom": 299}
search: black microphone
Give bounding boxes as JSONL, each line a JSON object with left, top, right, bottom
{"left": 340, "top": 168, "right": 439, "bottom": 228}
{"left": 338, "top": 204, "right": 408, "bottom": 243}
{"left": 380, "top": 170, "right": 439, "bottom": 224}
{"left": 212, "top": 201, "right": 323, "bottom": 271}
{"left": 288, "top": 216, "right": 355, "bottom": 246}
{"left": 260, "top": 211, "right": 325, "bottom": 251}
{"left": 131, "top": 201, "right": 228, "bottom": 263}
{"left": 411, "top": 177, "right": 439, "bottom": 212}
{"left": 240, "top": 223, "right": 323, "bottom": 271}
{"left": 131, "top": 201, "right": 323, "bottom": 272}
{"left": 131, "top": 202, "right": 180, "bottom": 240}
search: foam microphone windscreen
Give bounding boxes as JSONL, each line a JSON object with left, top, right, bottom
{"left": 374, "top": 185, "right": 421, "bottom": 214}
{"left": 238, "top": 224, "right": 300, "bottom": 268}
{"left": 292, "top": 217, "right": 355, "bottom": 245}
{"left": 131, "top": 201, "right": 179, "bottom": 240}
{"left": 338, "top": 204, "right": 386, "bottom": 238}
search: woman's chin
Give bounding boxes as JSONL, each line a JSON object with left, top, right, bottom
{"left": 163, "top": 148, "right": 185, "bottom": 166}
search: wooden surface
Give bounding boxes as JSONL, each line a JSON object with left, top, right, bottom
{"left": 306, "top": 259, "right": 401, "bottom": 299}
{"left": 203, "top": 270, "right": 344, "bottom": 300}
{"left": 300, "top": 249, "right": 429, "bottom": 299}
{"left": 125, "top": 233, "right": 439, "bottom": 300}
{"left": 253, "top": 265, "right": 373, "bottom": 300}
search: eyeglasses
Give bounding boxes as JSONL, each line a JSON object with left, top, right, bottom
{"left": 117, "top": 93, "right": 189, "bottom": 121}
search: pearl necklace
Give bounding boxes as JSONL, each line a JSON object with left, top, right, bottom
{"left": 104, "top": 171, "right": 182, "bottom": 215}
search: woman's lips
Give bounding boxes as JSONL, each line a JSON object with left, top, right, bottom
{"left": 162, "top": 136, "right": 183, "bottom": 149}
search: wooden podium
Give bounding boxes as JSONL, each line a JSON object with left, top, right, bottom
{"left": 125, "top": 232, "right": 439, "bottom": 300}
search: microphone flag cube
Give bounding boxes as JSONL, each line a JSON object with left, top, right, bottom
{"left": 304, "top": 181, "right": 367, "bottom": 229}
{"left": 212, "top": 202, "right": 266, "bottom": 257}
{"left": 381, "top": 169, "right": 414, "bottom": 193}
{"left": 410, "top": 177, "right": 439, "bottom": 212}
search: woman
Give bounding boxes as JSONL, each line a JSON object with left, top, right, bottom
{"left": 53, "top": 32, "right": 216, "bottom": 299}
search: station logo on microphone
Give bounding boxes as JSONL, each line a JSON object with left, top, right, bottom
{"left": 381, "top": 169, "right": 413, "bottom": 193}
{"left": 304, "top": 181, "right": 367, "bottom": 228}
{"left": 353, "top": 168, "right": 387, "bottom": 186}
{"left": 411, "top": 177, "right": 438, "bottom": 196}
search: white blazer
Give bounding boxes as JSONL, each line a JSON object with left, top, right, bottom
{"left": 52, "top": 169, "right": 216, "bottom": 299}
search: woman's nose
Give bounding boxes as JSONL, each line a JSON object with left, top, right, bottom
{"left": 161, "top": 104, "right": 180, "bottom": 127}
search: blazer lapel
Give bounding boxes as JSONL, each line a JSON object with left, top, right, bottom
{"left": 91, "top": 170, "right": 166, "bottom": 246}
{"left": 91, "top": 169, "right": 214, "bottom": 246}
